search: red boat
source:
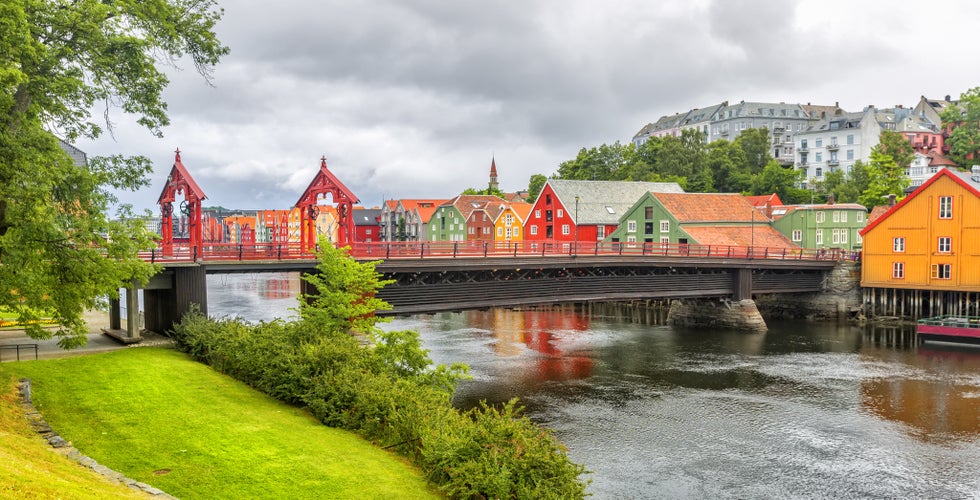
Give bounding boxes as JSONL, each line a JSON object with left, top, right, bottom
{"left": 916, "top": 316, "right": 980, "bottom": 345}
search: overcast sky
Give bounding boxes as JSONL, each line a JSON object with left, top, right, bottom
{"left": 78, "top": 0, "right": 980, "bottom": 213}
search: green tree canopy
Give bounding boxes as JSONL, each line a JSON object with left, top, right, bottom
{"left": 749, "top": 160, "right": 809, "bottom": 204}
{"left": 526, "top": 174, "right": 547, "bottom": 203}
{"left": 941, "top": 87, "right": 980, "bottom": 167}
{"left": 734, "top": 127, "right": 773, "bottom": 174}
{"left": 876, "top": 130, "right": 915, "bottom": 169}
{"left": 859, "top": 149, "right": 911, "bottom": 208}
{"left": 1, "top": 0, "right": 228, "bottom": 347}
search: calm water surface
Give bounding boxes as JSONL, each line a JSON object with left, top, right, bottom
{"left": 209, "top": 274, "right": 980, "bottom": 499}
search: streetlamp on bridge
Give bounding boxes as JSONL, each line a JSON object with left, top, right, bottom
{"left": 574, "top": 195, "right": 579, "bottom": 256}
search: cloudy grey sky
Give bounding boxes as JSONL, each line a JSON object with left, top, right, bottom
{"left": 79, "top": 0, "right": 980, "bottom": 212}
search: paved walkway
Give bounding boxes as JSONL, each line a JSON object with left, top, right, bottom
{"left": 0, "top": 312, "right": 174, "bottom": 362}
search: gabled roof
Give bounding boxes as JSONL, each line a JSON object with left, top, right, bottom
{"left": 860, "top": 168, "right": 980, "bottom": 235}
{"left": 745, "top": 193, "right": 783, "bottom": 208}
{"left": 401, "top": 199, "right": 446, "bottom": 211}
{"left": 351, "top": 208, "right": 382, "bottom": 226}
{"left": 927, "top": 150, "right": 958, "bottom": 167}
{"left": 496, "top": 202, "right": 533, "bottom": 224}
{"left": 652, "top": 193, "right": 758, "bottom": 223}
{"left": 294, "top": 156, "right": 359, "bottom": 207}
{"left": 439, "top": 195, "right": 505, "bottom": 221}
{"left": 158, "top": 150, "right": 206, "bottom": 204}
{"left": 546, "top": 179, "right": 684, "bottom": 225}
{"left": 683, "top": 226, "right": 796, "bottom": 249}
{"left": 867, "top": 205, "right": 890, "bottom": 224}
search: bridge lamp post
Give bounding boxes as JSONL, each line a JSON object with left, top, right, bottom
{"left": 750, "top": 207, "right": 754, "bottom": 259}
{"left": 574, "top": 196, "right": 579, "bottom": 256}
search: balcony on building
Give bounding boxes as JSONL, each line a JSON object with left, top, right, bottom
{"left": 827, "top": 141, "right": 839, "bottom": 151}
{"left": 828, "top": 159, "right": 840, "bottom": 166}
{"left": 798, "top": 144, "right": 808, "bottom": 152}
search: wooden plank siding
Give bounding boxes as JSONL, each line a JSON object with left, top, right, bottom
{"left": 861, "top": 169, "right": 980, "bottom": 291}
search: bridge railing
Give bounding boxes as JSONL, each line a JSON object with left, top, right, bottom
{"left": 140, "top": 240, "right": 855, "bottom": 263}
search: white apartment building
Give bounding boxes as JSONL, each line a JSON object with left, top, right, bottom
{"left": 795, "top": 109, "right": 880, "bottom": 186}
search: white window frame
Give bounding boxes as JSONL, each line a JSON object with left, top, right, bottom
{"left": 938, "top": 236, "right": 951, "bottom": 253}
{"left": 815, "top": 230, "right": 823, "bottom": 245}
{"left": 893, "top": 237, "right": 905, "bottom": 252}
{"left": 530, "top": 225, "right": 538, "bottom": 235}
{"left": 627, "top": 220, "right": 637, "bottom": 233}
{"left": 932, "top": 263, "right": 952, "bottom": 280}
{"left": 893, "top": 262, "right": 904, "bottom": 279}
{"left": 660, "top": 220, "right": 670, "bottom": 232}
{"left": 562, "top": 224, "right": 570, "bottom": 235}
{"left": 792, "top": 229, "right": 802, "bottom": 242}
{"left": 596, "top": 226, "right": 605, "bottom": 239}
{"left": 557, "top": 209, "right": 564, "bottom": 218}
{"left": 939, "top": 196, "right": 953, "bottom": 219}
{"left": 815, "top": 211, "right": 825, "bottom": 223}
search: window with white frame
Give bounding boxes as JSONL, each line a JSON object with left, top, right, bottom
{"left": 497, "top": 227, "right": 503, "bottom": 237}
{"left": 893, "top": 262, "right": 904, "bottom": 279}
{"left": 815, "top": 230, "right": 823, "bottom": 245}
{"left": 562, "top": 224, "right": 570, "bottom": 235}
{"left": 833, "top": 211, "right": 840, "bottom": 222}
{"left": 660, "top": 236, "right": 670, "bottom": 245}
{"left": 514, "top": 227, "right": 520, "bottom": 237}
{"left": 893, "top": 237, "right": 905, "bottom": 252}
{"left": 815, "top": 211, "right": 825, "bottom": 223}
{"left": 939, "top": 196, "right": 953, "bottom": 219}
{"left": 660, "top": 220, "right": 670, "bottom": 232}
{"left": 627, "top": 220, "right": 637, "bottom": 233}
{"left": 505, "top": 214, "right": 513, "bottom": 226}
{"left": 938, "top": 236, "right": 951, "bottom": 253}
{"left": 557, "top": 209, "right": 564, "bottom": 218}
{"left": 792, "top": 230, "right": 802, "bottom": 242}
{"left": 597, "top": 226, "right": 605, "bottom": 239}
{"left": 932, "top": 263, "right": 951, "bottom": 279}
{"left": 505, "top": 228, "right": 512, "bottom": 238}
{"left": 535, "top": 210, "right": 541, "bottom": 219}
{"left": 530, "top": 225, "right": 537, "bottom": 235}
{"left": 841, "top": 211, "right": 847, "bottom": 222}
{"left": 626, "top": 235, "right": 637, "bottom": 248}
{"left": 857, "top": 211, "right": 865, "bottom": 223}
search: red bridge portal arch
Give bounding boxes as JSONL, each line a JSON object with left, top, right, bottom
{"left": 157, "top": 149, "right": 207, "bottom": 258}
{"left": 295, "top": 156, "right": 359, "bottom": 251}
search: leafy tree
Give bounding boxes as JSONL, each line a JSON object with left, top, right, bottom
{"left": 706, "top": 139, "right": 750, "bottom": 193}
{"left": 750, "top": 160, "right": 808, "bottom": 203}
{"left": 299, "top": 239, "right": 394, "bottom": 335}
{"left": 1, "top": 0, "right": 228, "bottom": 347}
{"left": 557, "top": 142, "right": 637, "bottom": 181}
{"left": 734, "top": 127, "right": 773, "bottom": 173}
{"left": 526, "top": 174, "right": 547, "bottom": 203}
{"left": 941, "top": 87, "right": 980, "bottom": 167}
{"left": 859, "top": 149, "right": 911, "bottom": 208}
{"left": 461, "top": 186, "right": 505, "bottom": 198}
{"left": 877, "top": 130, "right": 915, "bottom": 169}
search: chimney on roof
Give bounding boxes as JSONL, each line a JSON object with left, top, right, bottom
{"left": 945, "top": 95, "right": 952, "bottom": 102}
{"left": 764, "top": 200, "right": 773, "bottom": 219}
{"left": 887, "top": 194, "right": 896, "bottom": 206}
{"left": 835, "top": 101, "right": 839, "bottom": 107}
{"left": 827, "top": 194, "right": 835, "bottom": 205}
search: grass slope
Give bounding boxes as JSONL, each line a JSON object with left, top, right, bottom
{"left": 0, "top": 380, "right": 148, "bottom": 499}
{"left": 0, "top": 348, "right": 439, "bottom": 499}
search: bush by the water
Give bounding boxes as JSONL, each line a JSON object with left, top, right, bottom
{"left": 170, "top": 243, "right": 588, "bottom": 498}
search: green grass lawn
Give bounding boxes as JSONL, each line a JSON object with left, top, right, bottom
{"left": 0, "top": 348, "right": 440, "bottom": 499}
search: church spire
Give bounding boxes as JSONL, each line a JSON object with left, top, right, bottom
{"left": 489, "top": 156, "right": 499, "bottom": 192}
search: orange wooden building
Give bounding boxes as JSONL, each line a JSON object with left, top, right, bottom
{"left": 860, "top": 167, "right": 980, "bottom": 318}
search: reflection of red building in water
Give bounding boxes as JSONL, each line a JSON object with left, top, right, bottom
{"left": 860, "top": 349, "right": 980, "bottom": 441}
{"left": 466, "top": 308, "right": 595, "bottom": 382}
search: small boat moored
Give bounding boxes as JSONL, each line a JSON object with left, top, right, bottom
{"left": 916, "top": 316, "right": 980, "bottom": 346}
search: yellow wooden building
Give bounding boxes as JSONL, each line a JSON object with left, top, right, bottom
{"left": 493, "top": 202, "right": 533, "bottom": 246}
{"left": 860, "top": 167, "right": 980, "bottom": 317}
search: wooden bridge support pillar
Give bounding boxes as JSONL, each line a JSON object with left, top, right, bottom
{"left": 734, "top": 268, "right": 752, "bottom": 301}
{"left": 666, "top": 298, "right": 768, "bottom": 332}
{"left": 143, "top": 267, "right": 207, "bottom": 335}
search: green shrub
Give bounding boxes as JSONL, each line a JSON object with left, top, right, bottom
{"left": 167, "top": 240, "right": 589, "bottom": 498}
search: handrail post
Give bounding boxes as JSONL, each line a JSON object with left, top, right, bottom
{"left": 453, "top": 242, "right": 458, "bottom": 258}
{"left": 484, "top": 242, "right": 489, "bottom": 258}
{"left": 238, "top": 244, "right": 243, "bottom": 261}
{"left": 278, "top": 244, "right": 282, "bottom": 260}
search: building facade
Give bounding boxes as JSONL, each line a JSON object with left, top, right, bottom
{"left": 769, "top": 202, "right": 867, "bottom": 251}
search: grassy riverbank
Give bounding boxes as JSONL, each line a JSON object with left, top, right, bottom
{"left": 0, "top": 348, "right": 438, "bottom": 499}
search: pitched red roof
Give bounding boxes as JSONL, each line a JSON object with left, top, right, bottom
{"left": 653, "top": 193, "right": 758, "bottom": 222}
{"left": 683, "top": 226, "right": 796, "bottom": 249}
{"left": 744, "top": 193, "right": 783, "bottom": 208}
{"left": 867, "top": 205, "right": 890, "bottom": 224}
{"left": 927, "top": 150, "right": 958, "bottom": 167}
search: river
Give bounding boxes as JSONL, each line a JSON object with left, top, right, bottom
{"left": 207, "top": 273, "right": 980, "bottom": 499}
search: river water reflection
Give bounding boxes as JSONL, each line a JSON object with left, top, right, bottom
{"left": 208, "top": 274, "right": 980, "bottom": 499}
